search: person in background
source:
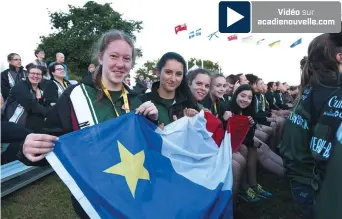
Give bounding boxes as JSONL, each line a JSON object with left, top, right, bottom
{"left": 145, "top": 76, "right": 152, "bottom": 90}
{"left": 124, "top": 75, "right": 132, "bottom": 89}
{"left": 48, "top": 52, "right": 69, "bottom": 80}
{"left": 133, "top": 74, "right": 147, "bottom": 94}
{"left": 3, "top": 65, "right": 55, "bottom": 132}
{"left": 224, "top": 74, "right": 237, "bottom": 101}
{"left": 229, "top": 84, "right": 273, "bottom": 202}
{"left": 1, "top": 53, "right": 27, "bottom": 101}
{"left": 274, "top": 82, "right": 290, "bottom": 110}
{"left": 82, "top": 63, "right": 96, "bottom": 81}
{"left": 46, "top": 63, "right": 71, "bottom": 100}
{"left": 236, "top": 73, "right": 249, "bottom": 85}
{"left": 2, "top": 65, "right": 55, "bottom": 164}
{"left": 287, "top": 86, "right": 298, "bottom": 103}
{"left": 32, "top": 49, "right": 48, "bottom": 79}
{"left": 202, "top": 74, "right": 230, "bottom": 126}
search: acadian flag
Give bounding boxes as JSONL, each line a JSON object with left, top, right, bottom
{"left": 290, "top": 38, "right": 302, "bottom": 48}
{"left": 269, "top": 40, "right": 281, "bottom": 48}
{"left": 46, "top": 111, "right": 233, "bottom": 219}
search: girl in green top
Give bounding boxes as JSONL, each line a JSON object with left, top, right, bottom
{"left": 19, "top": 29, "right": 158, "bottom": 219}
{"left": 139, "top": 52, "right": 199, "bottom": 127}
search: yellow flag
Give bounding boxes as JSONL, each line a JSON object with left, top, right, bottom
{"left": 269, "top": 40, "right": 281, "bottom": 48}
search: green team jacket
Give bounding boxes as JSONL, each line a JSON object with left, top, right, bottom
{"left": 280, "top": 84, "right": 342, "bottom": 218}
{"left": 280, "top": 85, "right": 339, "bottom": 187}
{"left": 314, "top": 126, "right": 342, "bottom": 219}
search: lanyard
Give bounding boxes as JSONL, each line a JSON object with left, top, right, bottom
{"left": 213, "top": 102, "right": 217, "bottom": 114}
{"left": 261, "top": 94, "right": 266, "bottom": 111}
{"left": 101, "top": 80, "right": 130, "bottom": 117}
{"left": 255, "top": 96, "right": 259, "bottom": 112}
{"left": 62, "top": 81, "right": 68, "bottom": 89}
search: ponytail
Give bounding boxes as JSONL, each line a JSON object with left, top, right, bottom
{"left": 93, "top": 65, "right": 104, "bottom": 101}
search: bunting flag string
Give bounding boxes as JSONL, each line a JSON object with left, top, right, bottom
{"left": 175, "top": 23, "right": 304, "bottom": 48}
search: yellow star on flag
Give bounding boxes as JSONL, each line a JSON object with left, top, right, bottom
{"left": 104, "top": 141, "right": 150, "bottom": 198}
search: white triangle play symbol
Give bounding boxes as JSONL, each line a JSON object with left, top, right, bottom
{"left": 227, "top": 7, "right": 244, "bottom": 27}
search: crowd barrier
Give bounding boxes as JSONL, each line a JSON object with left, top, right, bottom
{"left": 1, "top": 161, "right": 53, "bottom": 197}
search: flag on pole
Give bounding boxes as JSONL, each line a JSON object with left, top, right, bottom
{"left": 46, "top": 111, "right": 233, "bottom": 219}
{"left": 189, "top": 28, "right": 202, "bottom": 39}
{"left": 256, "top": 38, "right": 265, "bottom": 45}
{"left": 241, "top": 36, "right": 253, "bottom": 43}
{"left": 269, "top": 40, "right": 281, "bottom": 48}
{"left": 175, "top": 24, "right": 187, "bottom": 34}
{"left": 208, "top": 31, "right": 219, "bottom": 40}
{"left": 290, "top": 38, "right": 302, "bottom": 48}
{"left": 227, "top": 34, "right": 238, "bottom": 41}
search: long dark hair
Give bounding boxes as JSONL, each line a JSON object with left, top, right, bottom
{"left": 156, "top": 52, "right": 199, "bottom": 110}
{"left": 300, "top": 25, "right": 342, "bottom": 93}
{"left": 231, "top": 84, "right": 255, "bottom": 117}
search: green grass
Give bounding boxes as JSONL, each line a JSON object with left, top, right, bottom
{"left": 1, "top": 174, "right": 77, "bottom": 219}
{"left": 2, "top": 171, "right": 302, "bottom": 219}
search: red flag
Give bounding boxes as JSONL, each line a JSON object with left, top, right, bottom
{"left": 204, "top": 112, "right": 224, "bottom": 147}
{"left": 227, "top": 114, "right": 250, "bottom": 152}
{"left": 227, "top": 34, "right": 238, "bottom": 41}
{"left": 175, "top": 24, "right": 187, "bottom": 34}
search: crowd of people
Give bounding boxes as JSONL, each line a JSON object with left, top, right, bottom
{"left": 1, "top": 24, "right": 342, "bottom": 219}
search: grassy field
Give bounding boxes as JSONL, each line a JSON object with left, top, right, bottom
{"left": 2, "top": 171, "right": 303, "bottom": 219}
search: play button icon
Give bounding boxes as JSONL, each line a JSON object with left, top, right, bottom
{"left": 219, "top": 1, "right": 251, "bottom": 33}
{"left": 227, "top": 7, "right": 244, "bottom": 27}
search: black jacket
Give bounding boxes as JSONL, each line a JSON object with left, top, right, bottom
{"left": 3, "top": 80, "right": 56, "bottom": 132}
{"left": 1, "top": 65, "right": 27, "bottom": 101}
{"left": 133, "top": 79, "right": 147, "bottom": 94}
{"left": 254, "top": 93, "right": 271, "bottom": 125}
{"left": 44, "top": 78, "right": 72, "bottom": 101}
{"left": 1, "top": 121, "right": 33, "bottom": 164}
{"left": 265, "top": 91, "right": 279, "bottom": 110}
{"left": 274, "top": 90, "right": 289, "bottom": 110}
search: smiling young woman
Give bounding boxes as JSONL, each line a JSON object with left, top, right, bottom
{"left": 139, "top": 52, "right": 199, "bottom": 127}
{"left": 17, "top": 29, "right": 159, "bottom": 219}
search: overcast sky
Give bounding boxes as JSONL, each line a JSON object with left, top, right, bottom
{"left": 1, "top": 0, "right": 339, "bottom": 84}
